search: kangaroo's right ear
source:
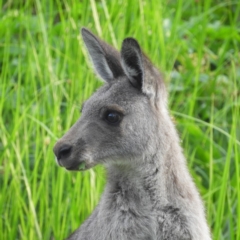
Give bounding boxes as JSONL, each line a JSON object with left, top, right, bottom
{"left": 81, "top": 28, "right": 124, "bottom": 83}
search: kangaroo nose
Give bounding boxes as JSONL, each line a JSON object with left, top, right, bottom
{"left": 54, "top": 144, "right": 72, "bottom": 160}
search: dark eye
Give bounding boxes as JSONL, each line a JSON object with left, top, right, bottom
{"left": 105, "top": 111, "right": 122, "bottom": 125}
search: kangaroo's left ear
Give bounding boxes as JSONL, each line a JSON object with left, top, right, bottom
{"left": 120, "top": 38, "right": 144, "bottom": 90}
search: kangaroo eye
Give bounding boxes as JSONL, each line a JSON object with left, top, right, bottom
{"left": 105, "top": 111, "right": 122, "bottom": 125}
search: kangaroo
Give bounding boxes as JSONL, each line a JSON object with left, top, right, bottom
{"left": 53, "top": 28, "right": 211, "bottom": 240}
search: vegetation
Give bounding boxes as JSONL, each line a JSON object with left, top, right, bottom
{"left": 0, "top": 0, "right": 239, "bottom": 239}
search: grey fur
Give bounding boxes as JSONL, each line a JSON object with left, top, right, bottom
{"left": 53, "top": 28, "right": 211, "bottom": 240}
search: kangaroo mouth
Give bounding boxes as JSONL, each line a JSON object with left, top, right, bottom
{"left": 66, "top": 161, "right": 87, "bottom": 171}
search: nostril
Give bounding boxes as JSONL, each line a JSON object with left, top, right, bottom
{"left": 58, "top": 144, "right": 72, "bottom": 160}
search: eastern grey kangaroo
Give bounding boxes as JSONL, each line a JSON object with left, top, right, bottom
{"left": 53, "top": 28, "right": 211, "bottom": 240}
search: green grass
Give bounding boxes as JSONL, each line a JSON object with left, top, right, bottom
{"left": 0, "top": 0, "right": 239, "bottom": 239}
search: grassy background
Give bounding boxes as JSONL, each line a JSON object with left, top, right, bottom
{"left": 0, "top": 0, "right": 239, "bottom": 239}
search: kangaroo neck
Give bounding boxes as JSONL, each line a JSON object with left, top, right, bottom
{"left": 104, "top": 133, "right": 192, "bottom": 210}
{"left": 104, "top": 152, "right": 169, "bottom": 208}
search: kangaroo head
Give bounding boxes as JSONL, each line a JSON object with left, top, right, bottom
{"left": 53, "top": 28, "right": 168, "bottom": 171}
